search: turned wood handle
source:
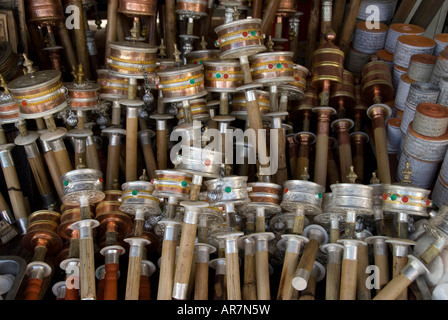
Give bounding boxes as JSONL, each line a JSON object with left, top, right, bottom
{"left": 255, "top": 216, "right": 266, "bottom": 233}
{"left": 293, "top": 215, "right": 305, "bottom": 235}
{"left": 338, "top": 0, "right": 362, "bottom": 55}
{"left": 305, "top": 0, "right": 321, "bottom": 69}
{"left": 194, "top": 262, "right": 210, "bottom": 300}
{"left": 356, "top": 245, "right": 371, "bottom": 300}
{"left": 326, "top": 262, "right": 342, "bottom": 300}
{"left": 393, "top": 255, "right": 409, "bottom": 300}
{"left": 255, "top": 249, "right": 271, "bottom": 300}
{"left": 243, "top": 252, "right": 257, "bottom": 300}
{"left": 226, "top": 251, "right": 241, "bottom": 300}
{"left": 125, "top": 115, "right": 138, "bottom": 182}
{"left": 276, "top": 128, "right": 288, "bottom": 187}
{"left": 339, "top": 143, "right": 353, "bottom": 183}
{"left": 125, "top": 256, "right": 142, "bottom": 300}
{"left": 294, "top": 239, "right": 319, "bottom": 290}
{"left": 157, "top": 239, "right": 177, "bottom": 300}
{"left": 86, "top": 144, "right": 101, "bottom": 172}
{"left": 71, "top": 0, "right": 90, "bottom": 78}
{"left": 260, "top": 0, "right": 281, "bottom": 36}
{"left": 373, "top": 126, "right": 392, "bottom": 184}
{"left": 420, "top": 244, "right": 440, "bottom": 265}
{"left": 27, "top": 156, "right": 53, "bottom": 197}
{"left": 53, "top": 149, "right": 73, "bottom": 176}
{"left": 373, "top": 274, "right": 412, "bottom": 300}
{"left": 104, "top": 0, "right": 118, "bottom": 62}
{"left": 64, "top": 287, "right": 79, "bottom": 300}
{"left": 245, "top": 99, "right": 269, "bottom": 172}
{"left": 375, "top": 254, "right": 390, "bottom": 291}
{"left": 330, "top": 229, "right": 340, "bottom": 243}
{"left": 58, "top": 22, "right": 78, "bottom": 69}
{"left": 156, "top": 129, "right": 167, "bottom": 170}
{"left": 241, "top": 60, "right": 253, "bottom": 85}
{"left": 332, "top": 0, "right": 347, "bottom": 35}
{"left": 252, "top": 0, "right": 263, "bottom": 18}
{"left": 189, "top": 184, "right": 202, "bottom": 201}
{"left": 103, "top": 263, "right": 119, "bottom": 300}
{"left": 79, "top": 237, "right": 97, "bottom": 300}
{"left": 314, "top": 134, "right": 329, "bottom": 188}
{"left": 3, "top": 166, "right": 28, "bottom": 222}
{"left": 299, "top": 275, "right": 317, "bottom": 300}
{"left": 24, "top": 278, "right": 43, "bottom": 300}
{"left": 105, "top": 144, "right": 120, "bottom": 191}
{"left": 139, "top": 275, "right": 151, "bottom": 300}
{"left": 173, "top": 223, "right": 198, "bottom": 294}
{"left": 0, "top": 191, "right": 10, "bottom": 213}
{"left": 339, "top": 258, "right": 358, "bottom": 300}
{"left": 42, "top": 151, "right": 63, "bottom": 198}
{"left": 165, "top": 0, "right": 177, "bottom": 59}
{"left": 277, "top": 251, "right": 300, "bottom": 300}
{"left": 141, "top": 143, "right": 157, "bottom": 181}
{"left": 213, "top": 273, "right": 226, "bottom": 300}
{"left": 96, "top": 277, "right": 105, "bottom": 300}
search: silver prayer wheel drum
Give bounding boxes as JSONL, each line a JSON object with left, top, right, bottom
{"left": 381, "top": 183, "right": 431, "bottom": 217}
{"left": 394, "top": 74, "right": 415, "bottom": 112}
{"left": 107, "top": 41, "right": 158, "bottom": 79}
{"left": 203, "top": 59, "right": 244, "bottom": 92}
{"left": 430, "top": 49, "right": 448, "bottom": 86}
{"left": 65, "top": 81, "right": 101, "bottom": 111}
{"left": 117, "top": 0, "right": 157, "bottom": 16}
{"left": 119, "top": 180, "right": 160, "bottom": 216}
{"left": 370, "top": 182, "right": 384, "bottom": 209}
{"left": 176, "top": 0, "right": 208, "bottom": 16}
{"left": 96, "top": 69, "right": 129, "bottom": 100}
{"left": 434, "top": 34, "right": 448, "bottom": 56}
{"left": 156, "top": 64, "right": 207, "bottom": 103}
{"left": 249, "top": 51, "right": 295, "bottom": 84}
{"left": 0, "top": 92, "right": 18, "bottom": 124}
{"left": 204, "top": 176, "right": 250, "bottom": 206}
{"left": 432, "top": 152, "right": 448, "bottom": 208}
{"left": 412, "top": 103, "right": 448, "bottom": 137}
{"left": 7, "top": 69, "right": 67, "bottom": 119}
{"left": 175, "top": 145, "right": 223, "bottom": 178}
{"left": 214, "top": 18, "right": 266, "bottom": 60}
{"left": 352, "top": 22, "right": 388, "bottom": 55}
{"left": 151, "top": 169, "right": 193, "bottom": 200}
{"left": 397, "top": 122, "right": 448, "bottom": 189}
{"left": 280, "top": 180, "right": 325, "bottom": 215}
{"left": 231, "top": 89, "right": 270, "bottom": 120}
{"left": 185, "top": 50, "right": 220, "bottom": 65}
{"left": 328, "top": 183, "right": 374, "bottom": 216}
{"left": 393, "top": 35, "right": 435, "bottom": 69}
{"left": 407, "top": 54, "right": 437, "bottom": 83}
{"left": 384, "top": 23, "right": 425, "bottom": 54}
{"left": 60, "top": 169, "right": 105, "bottom": 206}
{"left": 239, "top": 182, "right": 282, "bottom": 215}
{"left": 176, "top": 98, "right": 210, "bottom": 123}
{"left": 423, "top": 212, "right": 448, "bottom": 247}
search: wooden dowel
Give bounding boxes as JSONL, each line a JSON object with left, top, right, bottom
{"left": 141, "top": 143, "right": 157, "bottom": 181}
{"left": 252, "top": 0, "right": 263, "bottom": 19}
{"left": 338, "top": 0, "right": 362, "bottom": 55}
{"left": 125, "top": 109, "right": 138, "bottom": 182}
{"left": 71, "top": 0, "right": 90, "bottom": 78}
{"left": 105, "top": 0, "right": 119, "bottom": 62}
{"left": 103, "top": 262, "right": 119, "bottom": 300}
{"left": 372, "top": 274, "right": 412, "bottom": 300}
{"left": 125, "top": 255, "right": 142, "bottom": 300}
{"left": 306, "top": 0, "right": 321, "bottom": 69}
{"left": 79, "top": 236, "right": 97, "bottom": 300}
{"left": 356, "top": 244, "right": 371, "bottom": 300}
{"left": 173, "top": 223, "right": 197, "bottom": 299}
{"left": 277, "top": 250, "right": 300, "bottom": 300}
{"left": 260, "top": 0, "right": 281, "bottom": 36}
{"left": 243, "top": 249, "right": 257, "bottom": 300}
{"left": 53, "top": 149, "right": 73, "bottom": 176}
{"left": 165, "top": 0, "right": 177, "bottom": 59}
{"left": 86, "top": 143, "right": 101, "bottom": 172}
{"left": 157, "top": 239, "right": 177, "bottom": 300}
{"left": 226, "top": 251, "right": 241, "bottom": 300}
{"left": 255, "top": 249, "right": 270, "bottom": 300}
{"left": 339, "top": 258, "right": 358, "bottom": 300}
{"left": 194, "top": 262, "right": 209, "bottom": 300}
{"left": 105, "top": 144, "right": 121, "bottom": 190}
{"left": 326, "top": 261, "right": 341, "bottom": 300}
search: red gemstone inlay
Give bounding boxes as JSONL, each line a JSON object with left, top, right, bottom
{"left": 205, "top": 159, "right": 211, "bottom": 166}
{"left": 426, "top": 199, "right": 431, "bottom": 207}
{"left": 402, "top": 196, "right": 409, "bottom": 203}
{"left": 284, "top": 63, "right": 288, "bottom": 68}
{"left": 284, "top": 188, "right": 288, "bottom": 194}
{"left": 223, "top": 74, "right": 229, "bottom": 79}
{"left": 208, "top": 73, "right": 213, "bottom": 78}
{"left": 268, "top": 64, "right": 274, "bottom": 69}
{"left": 22, "top": 100, "right": 27, "bottom": 106}
{"left": 243, "top": 31, "right": 248, "bottom": 37}
{"left": 382, "top": 194, "right": 388, "bottom": 200}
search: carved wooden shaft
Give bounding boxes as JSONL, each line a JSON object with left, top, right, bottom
{"left": 104, "top": 0, "right": 119, "bottom": 62}
{"left": 157, "top": 220, "right": 180, "bottom": 300}
{"left": 313, "top": 108, "right": 335, "bottom": 187}
{"left": 241, "top": 237, "right": 257, "bottom": 300}
{"left": 338, "top": 239, "right": 366, "bottom": 300}
{"left": 125, "top": 105, "right": 139, "bottom": 182}
{"left": 338, "top": 0, "right": 362, "bottom": 55}
{"left": 71, "top": 0, "right": 90, "bottom": 78}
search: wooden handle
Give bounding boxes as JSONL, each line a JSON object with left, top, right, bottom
{"left": 104, "top": 0, "right": 119, "bottom": 62}
{"left": 41, "top": 152, "right": 62, "bottom": 196}
{"left": 139, "top": 275, "right": 151, "bottom": 300}
{"left": 194, "top": 262, "right": 210, "bottom": 300}
{"left": 241, "top": 61, "right": 253, "bottom": 84}
{"left": 79, "top": 237, "right": 97, "bottom": 300}
{"left": 255, "top": 216, "right": 266, "bottom": 233}
{"left": 125, "top": 115, "right": 138, "bottom": 182}
{"left": 338, "top": 0, "right": 362, "bottom": 55}
{"left": 255, "top": 249, "right": 270, "bottom": 300}
{"left": 305, "top": 0, "right": 321, "bottom": 69}
{"left": 156, "top": 129, "right": 167, "bottom": 170}
{"left": 420, "top": 244, "right": 440, "bottom": 265}
{"left": 339, "top": 258, "right": 358, "bottom": 300}
{"left": 125, "top": 256, "right": 142, "bottom": 300}
{"left": 325, "top": 262, "right": 342, "bottom": 300}
{"left": 330, "top": 228, "right": 340, "bottom": 243}
{"left": 293, "top": 215, "right": 305, "bottom": 235}
{"left": 226, "top": 251, "right": 241, "bottom": 300}
{"left": 294, "top": 239, "right": 319, "bottom": 289}
{"left": 373, "top": 126, "right": 392, "bottom": 184}
{"left": 71, "top": 0, "right": 90, "bottom": 78}
{"left": 260, "top": 0, "right": 281, "bottom": 36}
{"left": 173, "top": 223, "right": 198, "bottom": 294}
{"left": 275, "top": 128, "right": 288, "bottom": 187}
{"left": 375, "top": 254, "right": 390, "bottom": 291}
{"left": 27, "top": 155, "right": 53, "bottom": 197}
{"left": 96, "top": 277, "right": 105, "bottom": 300}
{"left": 314, "top": 134, "right": 329, "bottom": 188}
{"left": 252, "top": 0, "right": 263, "bottom": 18}
{"left": 0, "top": 191, "right": 10, "bottom": 213}
{"left": 373, "top": 274, "right": 412, "bottom": 300}
{"left": 393, "top": 255, "right": 409, "bottom": 300}
{"left": 157, "top": 239, "right": 177, "bottom": 300}
{"left": 58, "top": 22, "right": 78, "bottom": 69}
{"left": 332, "top": 0, "right": 346, "bottom": 36}
{"left": 141, "top": 143, "right": 157, "bottom": 181}
{"left": 24, "top": 278, "right": 43, "bottom": 300}
{"left": 116, "top": 13, "right": 126, "bottom": 42}
{"left": 339, "top": 143, "right": 353, "bottom": 183}
{"left": 165, "top": 0, "right": 177, "bottom": 59}
{"left": 213, "top": 273, "right": 226, "bottom": 300}
{"left": 105, "top": 144, "right": 120, "bottom": 191}
{"left": 277, "top": 251, "right": 300, "bottom": 300}
{"left": 53, "top": 149, "right": 73, "bottom": 176}
{"left": 189, "top": 184, "right": 202, "bottom": 201}
{"left": 86, "top": 144, "right": 101, "bottom": 172}
{"left": 103, "top": 263, "right": 119, "bottom": 300}
{"left": 299, "top": 275, "right": 317, "bottom": 300}
{"left": 243, "top": 251, "right": 257, "bottom": 300}
{"left": 3, "top": 166, "right": 28, "bottom": 222}
{"left": 246, "top": 99, "right": 269, "bottom": 172}
{"left": 356, "top": 244, "right": 371, "bottom": 300}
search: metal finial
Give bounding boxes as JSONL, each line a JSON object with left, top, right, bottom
{"left": 139, "top": 169, "right": 149, "bottom": 181}
{"left": 23, "top": 54, "right": 36, "bottom": 74}
{"left": 266, "top": 35, "right": 274, "bottom": 52}
{"left": 77, "top": 158, "right": 86, "bottom": 169}
{"left": 370, "top": 172, "right": 380, "bottom": 185}
{"left": 232, "top": 6, "right": 240, "bottom": 21}
{"left": 71, "top": 65, "right": 77, "bottom": 81}
{"left": 256, "top": 165, "right": 263, "bottom": 181}
{"left": 300, "top": 167, "right": 310, "bottom": 181}
{"left": 347, "top": 166, "right": 357, "bottom": 183}
{"left": 173, "top": 44, "right": 182, "bottom": 64}
{"left": 112, "top": 179, "right": 120, "bottom": 190}
{"left": 159, "top": 38, "right": 166, "bottom": 58}
{"left": 77, "top": 64, "right": 85, "bottom": 84}
{"left": 0, "top": 74, "right": 9, "bottom": 94}
{"left": 130, "top": 17, "right": 140, "bottom": 41}
{"left": 200, "top": 36, "right": 208, "bottom": 50}
{"left": 401, "top": 161, "right": 412, "bottom": 184}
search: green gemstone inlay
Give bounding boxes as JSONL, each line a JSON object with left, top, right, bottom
{"left": 216, "top": 73, "right": 221, "bottom": 79}
{"left": 190, "top": 79, "right": 195, "bottom": 85}
{"left": 63, "top": 180, "right": 69, "bottom": 187}
{"left": 225, "top": 187, "right": 231, "bottom": 193}
{"left": 277, "top": 63, "right": 282, "bottom": 69}
{"left": 181, "top": 180, "right": 187, "bottom": 187}
{"left": 251, "top": 30, "right": 256, "bottom": 36}
{"left": 318, "top": 193, "right": 323, "bottom": 199}
{"left": 391, "top": 194, "right": 397, "bottom": 201}
{"left": 132, "top": 190, "right": 138, "bottom": 196}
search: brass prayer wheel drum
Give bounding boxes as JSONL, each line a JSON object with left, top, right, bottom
{"left": 0, "top": 42, "right": 20, "bottom": 81}
{"left": 384, "top": 23, "right": 425, "bottom": 54}
{"left": 175, "top": 145, "right": 223, "bottom": 178}
{"left": 204, "top": 176, "right": 250, "bottom": 206}
{"left": 7, "top": 69, "right": 67, "bottom": 119}
{"left": 280, "top": 180, "right": 325, "bottom": 215}
{"left": 0, "top": 92, "right": 19, "bottom": 124}
{"left": 231, "top": 89, "right": 270, "bottom": 120}
{"left": 107, "top": 42, "right": 158, "bottom": 78}
{"left": 60, "top": 168, "right": 105, "bottom": 206}
{"left": 329, "top": 69, "right": 356, "bottom": 111}
{"left": 310, "top": 42, "right": 345, "bottom": 91}
{"left": 95, "top": 190, "right": 123, "bottom": 216}
{"left": 352, "top": 22, "right": 388, "bottom": 55}
{"left": 434, "top": 33, "right": 448, "bottom": 56}
{"left": 214, "top": 18, "right": 266, "bottom": 59}
{"left": 176, "top": 98, "right": 210, "bottom": 123}
{"left": 26, "top": 0, "right": 65, "bottom": 25}
{"left": 393, "top": 35, "right": 436, "bottom": 69}
{"left": 361, "top": 60, "right": 394, "bottom": 105}
{"left": 96, "top": 69, "right": 129, "bottom": 99}
{"left": 156, "top": 64, "right": 207, "bottom": 103}
{"left": 117, "top": 0, "right": 157, "bottom": 16}
{"left": 185, "top": 50, "right": 220, "bottom": 65}
{"left": 65, "top": 81, "right": 101, "bottom": 111}
{"left": 412, "top": 103, "right": 448, "bottom": 137}
{"left": 152, "top": 169, "right": 193, "bottom": 199}
{"left": 58, "top": 206, "right": 95, "bottom": 240}
{"left": 203, "top": 60, "right": 244, "bottom": 92}
{"left": 249, "top": 51, "right": 295, "bottom": 84}
{"left": 120, "top": 180, "right": 160, "bottom": 216}
{"left": 176, "top": 0, "right": 208, "bottom": 15}
{"left": 22, "top": 211, "right": 63, "bottom": 254}
{"left": 328, "top": 183, "right": 374, "bottom": 216}
{"left": 278, "top": 64, "right": 309, "bottom": 101}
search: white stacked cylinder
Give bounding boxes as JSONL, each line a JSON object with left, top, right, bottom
{"left": 345, "top": 45, "right": 372, "bottom": 74}
{"left": 434, "top": 33, "right": 448, "bottom": 57}
{"left": 393, "top": 35, "right": 436, "bottom": 69}
{"left": 393, "top": 64, "right": 407, "bottom": 91}
{"left": 412, "top": 103, "right": 448, "bottom": 138}
{"left": 352, "top": 22, "right": 388, "bottom": 54}
{"left": 394, "top": 74, "right": 415, "bottom": 112}
{"left": 386, "top": 117, "right": 402, "bottom": 154}
{"left": 430, "top": 49, "right": 448, "bottom": 86}
{"left": 385, "top": 23, "right": 425, "bottom": 53}
{"left": 437, "top": 76, "right": 448, "bottom": 108}
{"left": 407, "top": 54, "right": 437, "bottom": 83}
{"left": 432, "top": 149, "right": 448, "bottom": 208}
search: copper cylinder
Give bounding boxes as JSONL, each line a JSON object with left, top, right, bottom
{"left": 22, "top": 210, "right": 63, "bottom": 254}
{"left": 66, "top": 82, "right": 101, "bottom": 111}
{"left": 176, "top": 98, "right": 210, "bottom": 123}
{"left": 176, "top": 0, "right": 208, "bottom": 15}
{"left": 152, "top": 170, "right": 193, "bottom": 197}
{"left": 58, "top": 206, "right": 95, "bottom": 240}
{"left": 26, "top": 0, "right": 65, "bottom": 25}
{"left": 330, "top": 70, "right": 356, "bottom": 118}
{"left": 185, "top": 50, "right": 220, "bottom": 65}
{"left": 0, "top": 98, "right": 19, "bottom": 124}
{"left": 97, "top": 69, "right": 129, "bottom": 99}
{"left": 204, "top": 59, "right": 244, "bottom": 92}
{"left": 107, "top": 42, "right": 158, "bottom": 77}
{"left": 117, "top": 0, "right": 157, "bottom": 16}
{"left": 249, "top": 51, "right": 295, "bottom": 84}
{"left": 0, "top": 42, "right": 20, "bottom": 81}
{"left": 310, "top": 41, "right": 345, "bottom": 91}
{"left": 361, "top": 60, "right": 394, "bottom": 105}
